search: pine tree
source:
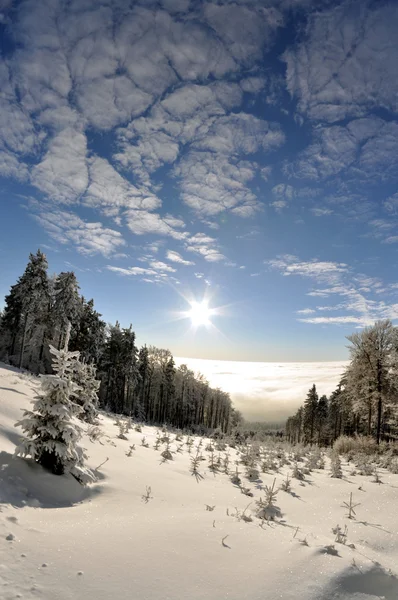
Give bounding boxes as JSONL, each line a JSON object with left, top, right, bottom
{"left": 303, "top": 384, "right": 318, "bottom": 444}
{"left": 69, "top": 298, "right": 106, "bottom": 364}
{"left": 316, "top": 395, "right": 328, "bottom": 446}
{"left": 53, "top": 272, "right": 81, "bottom": 350}
{"left": 0, "top": 250, "right": 49, "bottom": 370}
{"left": 71, "top": 360, "right": 100, "bottom": 424}
{"left": 15, "top": 338, "right": 94, "bottom": 484}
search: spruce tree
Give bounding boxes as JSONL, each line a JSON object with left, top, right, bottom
{"left": 53, "top": 272, "right": 81, "bottom": 350}
{"left": 0, "top": 250, "right": 49, "bottom": 370}
{"left": 303, "top": 384, "right": 319, "bottom": 444}
{"left": 15, "top": 337, "right": 94, "bottom": 483}
{"left": 71, "top": 360, "right": 100, "bottom": 424}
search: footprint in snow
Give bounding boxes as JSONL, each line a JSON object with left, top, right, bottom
{"left": 6, "top": 516, "right": 18, "bottom": 524}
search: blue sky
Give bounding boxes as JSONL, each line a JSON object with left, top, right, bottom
{"left": 1, "top": 0, "right": 398, "bottom": 363}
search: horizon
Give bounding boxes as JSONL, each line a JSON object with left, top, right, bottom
{"left": 1, "top": 0, "right": 398, "bottom": 365}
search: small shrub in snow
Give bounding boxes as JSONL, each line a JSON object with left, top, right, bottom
{"left": 118, "top": 422, "right": 128, "bottom": 440}
{"left": 240, "top": 485, "right": 253, "bottom": 497}
{"left": 141, "top": 486, "right": 153, "bottom": 503}
{"left": 280, "top": 474, "right": 292, "bottom": 493}
{"left": 215, "top": 441, "right": 227, "bottom": 451}
{"left": 333, "top": 435, "right": 378, "bottom": 456}
{"left": 355, "top": 455, "right": 373, "bottom": 476}
{"left": 330, "top": 452, "right": 343, "bottom": 478}
{"left": 134, "top": 424, "right": 142, "bottom": 433}
{"left": 87, "top": 425, "right": 103, "bottom": 443}
{"left": 246, "top": 466, "right": 260, "bottom": 481}
{"left": 161, "top": 448, "right": 173, "bottom": 461}
{"left": 223, "top": 453, "right": 230, "bottom": 474}
{"left": 230, "top": 467, "right": 241, "bottom": 486}
{"left": 190, "top": 450, "right": 204, "bottom": 481}
{"left": 205, "top": 504, "right": 215, "bottom": 511}
{"left": 342, "top": 492, "right": 360, "bottom": 519}
{"left": 372, "top": 468, "right": 382, "bottom": 484}
{"left": 126, "top": 445, "right": 135, "bottom": 457}
{"left": 141, "top": 436, "right": 149, "bottom": 448}
{"left": 256, "top": 478, "right": 281, "bottom": 520}
{"left": 292, "top": 463, "right": 305, "bottom": 480}
{"left": 333, "top": 524, "right": 348, "bottom": 545}
{"left": 208, "top": 451, "right": 218, "bottom": 473}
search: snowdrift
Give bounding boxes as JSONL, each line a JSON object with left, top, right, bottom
{"left": 1, "top": 363, "right": 398, "bottom": 600}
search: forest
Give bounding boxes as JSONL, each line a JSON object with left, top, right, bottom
{"left": 285, "top": 320, "right": 398, "bottom": 446}
{"left": 0, "top": 250, "right": 239, "bottom": 434}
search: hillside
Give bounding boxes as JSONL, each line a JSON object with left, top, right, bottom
{"left": 1, "top": 363, "right": 398, "bottom": 600}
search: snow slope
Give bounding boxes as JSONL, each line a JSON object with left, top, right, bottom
{"left": 1, "top": 362, "right": 398, "bottom": 600}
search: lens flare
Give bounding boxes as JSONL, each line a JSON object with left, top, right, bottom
{"left": 187, "top": 300, "right": 212, "bottom": 327}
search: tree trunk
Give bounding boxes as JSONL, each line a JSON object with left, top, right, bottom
{"left": 19, "top": 312, "right": 29, "bottom": 369}
{"left": 367, "top": 404, "right": 372, "bottom": 436}
{"left": 376, "top": 359, "right": 382, "bottom": 445}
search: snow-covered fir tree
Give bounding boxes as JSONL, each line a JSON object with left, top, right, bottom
{"left": 71, "top": 359, "right": 100, "bottom": 424}
{"left": 15, "top": 334, "right": 95, "bottom": 484}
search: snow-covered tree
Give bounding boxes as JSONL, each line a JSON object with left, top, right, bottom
{"left": 303, "top": 384, "right": 319, "bottom": 444}
{"left": 71, "top": 359, "right": 100, "bottom": 424}
{"left": 53, "top": 272, "right": 81, "bottom": 350}
{"left": 15, "top": 342, "right": 95, "bottom": 484}
{"left": 0, "top": 250, "right": 50, "bottom": 371}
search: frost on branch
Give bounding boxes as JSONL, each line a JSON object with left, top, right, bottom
{"left": 15, "top": 344, "right": 95, "bottom": 484}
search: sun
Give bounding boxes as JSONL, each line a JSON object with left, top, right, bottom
{"left": 187, "top": 300, "right": 212, "bottom": 327}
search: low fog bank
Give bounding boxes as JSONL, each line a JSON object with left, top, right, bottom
{"left": 175, "top": 358, "right": 348, "bottom": 423}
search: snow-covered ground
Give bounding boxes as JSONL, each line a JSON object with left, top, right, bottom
{"left": 1, "top": 363, "right": 398, "bottom": 600}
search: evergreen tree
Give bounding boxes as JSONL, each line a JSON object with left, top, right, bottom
{"left": 316, "top": 395, "right": 328, "bottom": 446}
{"left": 53, "top": 272, "right": 81, "bottom": 350}
{"left": 137, "top": 345, "right": 149, "bottom": 419}
{"left": 0, "top": 250, "right": 49, "bottom": 371}
{"left": 303, "top": 384, "right": 318, "bottom": 444}
{"left": 71, "top": 360, "right": 100, "bottom": 424}
{"left": 69, "top": 298, "right": 106, "bottom": 363}
{"left": 15, "top": 341, "right": 94, "bottom": 483}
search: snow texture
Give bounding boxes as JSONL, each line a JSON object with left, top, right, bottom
{"left": 1, "top": 362, "right": 398, "bottom": 600}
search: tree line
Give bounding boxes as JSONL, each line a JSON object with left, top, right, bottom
{"left": 285, "top": 320, "right": 398, "bottom": 446}
{"left": 0, "top": 250, "right": 240, "bottom": 434}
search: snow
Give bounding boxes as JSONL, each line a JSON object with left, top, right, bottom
{"left": 1, "top": 362, "right": 398, "bottom": 600}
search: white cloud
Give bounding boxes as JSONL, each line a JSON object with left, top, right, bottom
{"left": 31, "top": 127, "right": 88, "bottom": 203}
{"left": 185, "top": 233, "right": 225, "bottom": 262}
{"left": 85, "top": 157, "right": 160, "bottom": 213}
{"left": 192, "top": 113, "right": 284, "bottom": 155}
{"left": 311, "top": 207, "right": 332, "bottom": 217}
{"left": 107, "top": 266, "right": 156, "bottom": 276}
{"left": 175, "top": 152, "right": 260, "bottom": 217}
{"left": 166, "top": 250, "right": 194, "bottom": 265}
{"left": 204, "top": 3, "right": 283, "bottom": 65}
{"left": 76, "top": 76, "right": 153, "bottom": 130}
{"left": 268, "top": 256, "right": 348, "bottom": 281}
{"left": 284, "top": 3, "right": 398, "bottom": 122}
{"left": 125, "top": 210, "right": 187, "bottom": 239}
{"left": 33, "top": 208, "right": 125, "bottom": 257}
{"left": 149, "top": 260, "right": 176, "bottom": 273}
{"left": 298, "top": 316, "right": 370, "bottom": 325}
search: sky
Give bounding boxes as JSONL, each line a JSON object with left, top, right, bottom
{"left": 1, "top": 0, "right": 398, "bottom": 365}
